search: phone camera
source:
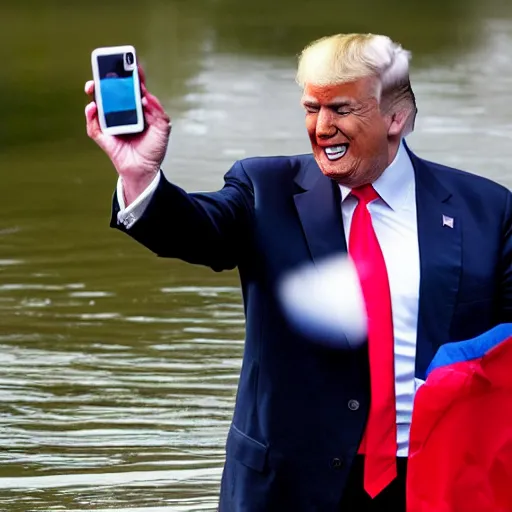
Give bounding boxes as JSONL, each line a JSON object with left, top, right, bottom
{"left": 125, "top": 52, "right": 134, "bottom": 65}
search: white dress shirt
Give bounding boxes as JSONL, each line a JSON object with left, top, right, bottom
{"left": 117, "top": 173, "right": 161, "bottom": 229}
{"left": 116, "top": 141, "right": 422, "bottom": 455}
{"left": 339, "top": 141, "right": 421, "bottom": 456}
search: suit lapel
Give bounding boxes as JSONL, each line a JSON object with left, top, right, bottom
{"left": 293, "top": 151, "right": 462, "bottom": 378}
{"left": 410, "top": 151, "right": 462, "bottom": 379}
{"left": 293, "top": 157, "right": 347, "bottom": 266}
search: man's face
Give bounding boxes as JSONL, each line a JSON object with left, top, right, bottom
{"left": 302, "top": 77, "right": 392, "bottom": 187}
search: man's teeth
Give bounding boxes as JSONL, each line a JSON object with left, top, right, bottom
{"left": 325, "top": 145, "right": 348, "bottom": 161}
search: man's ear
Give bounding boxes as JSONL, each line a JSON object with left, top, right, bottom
{"left": 387, "top": 109, "right": 409, "bottom": 137}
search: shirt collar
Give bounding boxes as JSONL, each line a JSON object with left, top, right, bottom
{"left": 339, "top": 140, "right": 415, "bottom": 211}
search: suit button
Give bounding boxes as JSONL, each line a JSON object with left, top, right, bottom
{"left": 331, "top": 457, "right": 344, "bottom": 469}
{"left": 348, "top": 399, "right": 360, "bottom": 411}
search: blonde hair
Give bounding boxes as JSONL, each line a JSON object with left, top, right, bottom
{"left": 296, "top": 33, "right": 417, "bottom": 133}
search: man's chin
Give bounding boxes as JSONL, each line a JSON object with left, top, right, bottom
{"left": 315, "top": 157, "right": 356, "bottom": 185}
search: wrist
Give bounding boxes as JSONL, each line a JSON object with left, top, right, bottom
{"left": 120, "top": 170, "right": 159, "bottom": 206}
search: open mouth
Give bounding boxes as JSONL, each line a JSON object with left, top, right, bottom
{"left": 324, "top": 144, "right": 349, "bottom": 161}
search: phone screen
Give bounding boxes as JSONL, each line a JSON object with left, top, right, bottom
{"left": 97, "top": 53, "right": 138, "bottom": 128}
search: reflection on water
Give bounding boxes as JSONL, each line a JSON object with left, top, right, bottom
{"left": 1, "top": 0, "right": 512, "bottom": 510}
{"left": 0, "top": 281, "right": 242, "bottom": 510}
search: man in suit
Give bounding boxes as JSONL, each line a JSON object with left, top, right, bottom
{"left": 84, "top": 33, "right": 512, "bottom": 511}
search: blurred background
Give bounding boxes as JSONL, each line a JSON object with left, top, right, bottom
{"left": 1, "top": 0, "right": 512, "bottom": 510}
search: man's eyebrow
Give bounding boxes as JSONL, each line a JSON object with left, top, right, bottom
{"left": 301, "top": 96, "right": 354, "bottom": 108}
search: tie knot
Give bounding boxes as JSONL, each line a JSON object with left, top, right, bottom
{"left": 351, "top": 184, "right": 379, "bottom": 205}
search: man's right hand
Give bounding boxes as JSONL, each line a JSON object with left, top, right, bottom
{"left": 84, "top": 67, "right": 172, "bottom": 205}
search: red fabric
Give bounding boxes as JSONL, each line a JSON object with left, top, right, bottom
{"left": 407, "top": 336, "right": 512, "bottom": 512}
{"left": 349, "top": 184, "right": 397, "bottom": 497}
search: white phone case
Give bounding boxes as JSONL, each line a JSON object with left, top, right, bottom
{"left": 91, "top": 45, "right": 144, "bottom": 136}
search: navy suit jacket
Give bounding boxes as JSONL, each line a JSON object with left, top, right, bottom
{"left": 111, "top": 145, "right": 512, "bottom": 511}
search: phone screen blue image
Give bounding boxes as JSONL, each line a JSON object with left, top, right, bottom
{"left": 97, "top": 54, "right": 138, "bottom": 128}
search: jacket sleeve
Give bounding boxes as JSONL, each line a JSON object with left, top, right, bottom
{"left": 110, "top": 160, "right": 254, "bottom": 272}
{"left": 497, "top": 189, "right": 512, "bottom": 322}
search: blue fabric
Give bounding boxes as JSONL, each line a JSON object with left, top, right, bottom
{"left": 100, "top": 76, "right": 136, "bottom": 114}
{"left": 111, "top": 144, "right": 512, "bottom": 511}
{"left": 427, "top": 323, "right": 512, "bottom": 377}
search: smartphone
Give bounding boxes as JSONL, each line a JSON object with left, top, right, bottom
{"left": 91, "top": 45, "right": 144, "bottom": 136}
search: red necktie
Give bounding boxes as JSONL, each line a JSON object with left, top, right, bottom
{"left": 349, "top": 184, "right": 397, "bottom": 498}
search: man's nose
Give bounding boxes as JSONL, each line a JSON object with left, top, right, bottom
{"left": 316, "top": 109, "right": 337, "bottom": 139}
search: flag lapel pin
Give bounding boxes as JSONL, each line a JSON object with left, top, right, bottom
{"left": 442, "top": 215, "right": 454, "bottom": 228}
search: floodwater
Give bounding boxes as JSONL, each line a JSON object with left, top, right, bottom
{"left": 2, "top": 0, "right": 512, "bottom": 510}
